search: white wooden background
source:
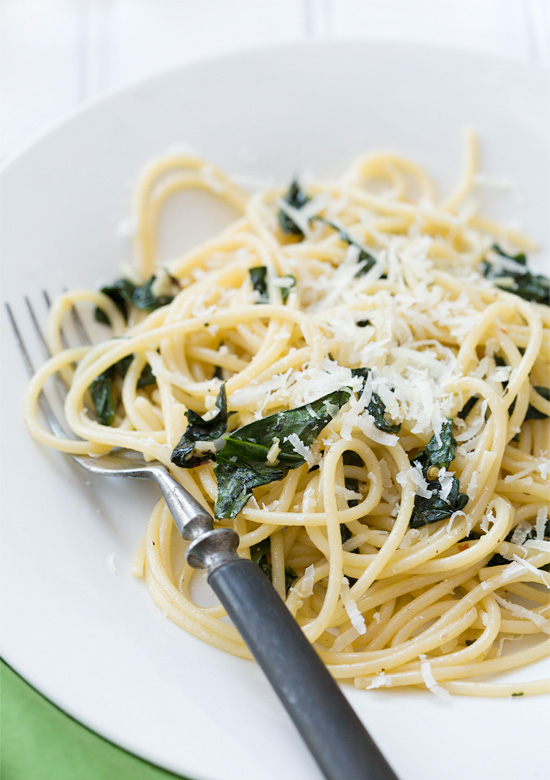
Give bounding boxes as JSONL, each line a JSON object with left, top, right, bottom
{"left": 1, "top": 0, "right": 549, "bottom": 163}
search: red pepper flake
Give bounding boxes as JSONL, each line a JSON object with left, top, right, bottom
{"left": 457, "top": 542, "right": 469, "bottom": 552}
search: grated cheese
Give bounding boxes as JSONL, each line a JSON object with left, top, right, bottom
{"left": 266, "top": 437, "right": 281, "bottom": 465}
{"left": 493, "top": 594, "right": 550, "bottom": 634}
{"left": 511, "top": 554, "right": 550, "bottom": 588}
{"left": 510, "top": 521, "right": 534, "bottom": 546}
{"left": 299, "top": 564, "right": 315, "bottom": 597}
{"left": 536, "top": 507, "right": 548, "bottom": 541}
{"left": 438, "top": 468, "right": 455, "bottom": 501}
{"left": 501, "top": 560, "right": 533, "bottom": 582}
{"left": 341, "top": 577, "right": 367, "bottom": 635}
{"left": 365, "top": 673, "right": 391, "bottom": 690}
{"left": 419, "top": 655, "right": 453, "bottom": 702}
{"left": 342, "top": 532, "right": 369, "bottom": 552}
{"left": 285, "top": 433, "right": 316, "bottom": 467}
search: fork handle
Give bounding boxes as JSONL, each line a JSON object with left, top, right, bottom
{"left": 207, "top": 556, "right": 399, "bottom": 780}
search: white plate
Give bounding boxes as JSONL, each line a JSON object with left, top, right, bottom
{"left": 1, "top": 41, "right": 548, "bottom": 780}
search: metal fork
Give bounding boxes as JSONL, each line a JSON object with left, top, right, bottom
{"left": 6, "top": 295, "right": 399, "bottom": 780}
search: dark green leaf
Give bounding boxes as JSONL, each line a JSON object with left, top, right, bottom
{"left": 137, "top": 362, "right": 156, "bottom": 389}
{"left": 311, "top": 217, "right": 378, "bottom": 276}
{"left": 280, "top": 275, "right": 297, "bottom": 303}
{"left": 340, "top": 524, "right": 353, "bottom": 543}
{"left": 95, "top": 272, "right": 180, "bottom": 325}
{"left": 89, "top": 369, "right": 116, "bottom": 426}
{"left": 351, "top": 368, "right": 401, "bottom": 434}
{"left": 95, "top": 279, "right": 135, "bottom": 324}
{"left": 249, "top": 538, "right": 298, "bottom": 593}
{"left": 486, "top": 517, "right": 549, "bottom": 566}
{"left": 278, "top": 179, "right": 310, "bottom": 237}
{"left": 366, "top": 393, "right": 401, "bottom": 434}
{"left": 481, "top": 244, "right": 549, "bottom": 305}
{"left": 409, "top": 475, "right": 469, "bottom": 528}
{"left": 171, "top": 385, "right": 231, "bottom": 468}
{"left": 215, "top": 460, "right": 286, "bottom": 519}
{"left": 458, "top": 395, "right": 479, "bottom": 420}
{"left": 112, "top": 354, "right": 134, "bottom": 378}
{"left": 283, "top": 566, "right": 299, "bottom": 592}
{"left": 356, "top": 319, "right": 371, "bottom": 328}
{"left": 112, "top": 353, "right": 156, "bottom": 388}
{"left": 408, "top": 419, "right": 469, "bottom": 527}
{"left": 214, "top": 389, "right": 350, "bottom": 518}
{"left": 412, "top": 420, "right": 457, "bottom": 472}
{"left": 509, "top": 385, "right": 549, "bottom": 421}
{"left": 491, "top": 244, "right": 527, "bottom": 266}
{"left": 87, "top": 353, "right": 156, "bottom": 427}
{"left": 350, "top": 367, "right": 371, "bottom": 383}
{"left": 131, "top": 274, "right": 179, "bottom": 311}
{"left": 249, "top": 266, "right": 269, "bottom": 303}
{"left": 486, "top": 552, "right": 510, "bottom": 567}
{"left": 524, "top": 386, "right": 550, "bottom": 420}
{"left": 250, "top": 538, "right": 271, "bottom": 565}
{"left": 343, "top": 450, "right": 363, "bottom": 509}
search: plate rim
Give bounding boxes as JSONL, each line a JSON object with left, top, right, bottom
{"left": 1, "top": 37, "right": 548, "bottom": 174}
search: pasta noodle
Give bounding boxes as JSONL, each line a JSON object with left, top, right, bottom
{"left": 24, "top": 132, "right": 550, "bottom": 697}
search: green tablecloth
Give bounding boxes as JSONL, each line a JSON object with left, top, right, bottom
{"left": 0, "top": 661, "right": 190, "bottom": 780}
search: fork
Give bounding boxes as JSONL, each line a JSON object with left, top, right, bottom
{"left": 6, "top": 295, "right": 399, "bottom": 780}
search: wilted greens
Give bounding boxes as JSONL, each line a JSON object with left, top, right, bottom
{"left": 481, "top": 244, "right": 549, "bottom": 305}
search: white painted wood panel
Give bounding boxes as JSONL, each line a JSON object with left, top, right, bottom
{"left": 1, "top": 0, "right": 548, "bottom": 161}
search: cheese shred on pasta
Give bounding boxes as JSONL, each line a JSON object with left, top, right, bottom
{"left": 24, "top": 132, "right": 550, "bottom": 697}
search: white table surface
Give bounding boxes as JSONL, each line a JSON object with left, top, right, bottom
{"left": 1, "top": 0, "right": 549, "bottom": 164}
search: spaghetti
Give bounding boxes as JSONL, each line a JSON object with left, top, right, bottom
{"left": 24, "top": 132, "right": 550, "bottom": 697}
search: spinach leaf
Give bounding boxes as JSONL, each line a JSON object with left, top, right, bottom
{"left": 278, "top": 179, "right": 310, "bottom": 237}
{"left": 131, "top": 274, "right": 179, "bottom": 311}
{"left": 525, "top": 386, "right": 550, "bottom": 420}
{"left": 215, "top": 460, "right": 285, "bottom": 520}
{"left": 366, "top": 392, "right": 401, "bottom": 434}
{"left": 481, "top": 244, "right": 549, "bottom": 305}
{"left": 280, "top": 275, "right": 297, "bottom": 303}
{"left": 250, "top": 538, "right": 298, "bottom": 594}
{"left": 343, "top": 450, "right": 363, "bottom": 509}
{"left": 250, "top": 538, "right": 271, "bottom": 567}
{"left": 351, "top": 368, "right": 401, "bottom": 434}
{"left": 249, "top": 269, "right": 296, "bottom": 303}
{"left": 509, "top": 385, "right": 549, "bottom": 421}
{"left": 88, "top": 355, "right": 156, "bottom": 426}
{"left": 487, "top": 518, "right": 550, "bottom": 566}
{"left": 409, "top": 476, "right": 469, "bottom": 528}
{"left": 111, "top": 353, "right": 156, "bottom": 388}
{"left": 408, "top": 419, "right": 469, "bottom": 527}
{"left": 412, "top": 420, "right": 457, "bottom": 472}
{"left": 136, "top": 362, "right": 156, "bottom": 389}
{"left": 486, "top": 551, "right": 510, "bottom": 567}
{"left": 490, "top": 244, "right": 527, "bottom": 266}
{"left": 249, "top": 266, "right": 269, "bottom": 303}
{"left": 214, "top": 389, "right": 350, "bottom": 519}
{"left": 458, "top": 395, "right": 479, "bottom": 420}
{"left": 89, "top": 370, "right": 117, "bottom": 426}
{"left": 171, "top": 385, "right": 231, "bottom": 468}
{"left": 311, "top": 217, "right": 378, "bottom": 277}
{"left": 340, "top": 524, "right": 353, "bottom": 543}
{"left": 95, "top": 271, "right": 180, "bottom": 325}
{"left": 95, "top": 279, "right": 135, "bottom": 324}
